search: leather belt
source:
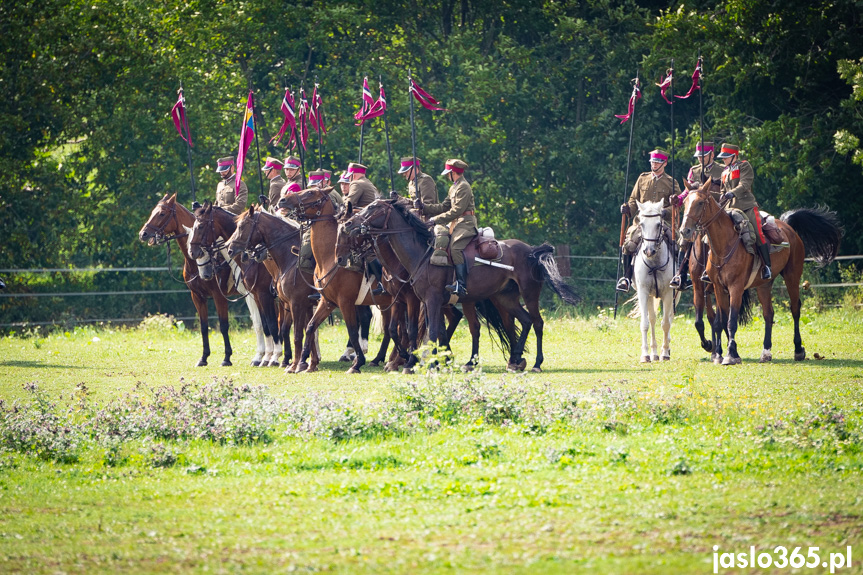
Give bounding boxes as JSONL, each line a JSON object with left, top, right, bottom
{"left": 461, "top": 210, "right": 475, "bottom": 216}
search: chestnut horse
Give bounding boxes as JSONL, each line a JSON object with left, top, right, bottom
{"left": 225, "top": 205, "right": 323, "bottom": 373}
{"left": 680, "top": 189, "right": 841, "bottom": 364}
{"left": 188, "top": 202, "right": 285, "bottom": 367}
{"left": 343, "top": 198, "right": 581, "bottom": 371}
{"left": 277, "top": 188, "right": 396, "bottom": 374}
{"left": 139, "top": 193, "right": 258, "bottom": 367}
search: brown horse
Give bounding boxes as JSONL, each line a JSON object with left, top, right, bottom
{"left": 138, "top": 193, "right": 237, "bottom": 366}
{"left": 277, "top": 188, "right": 396, "bottom": 374}
{"left": 335, "top": 213, "right": 465, "bottom": 373}
{"left": 188, "top": 202, "right": 286, "bottom": 367}
{"left": 680, "top": 188, "right": 841, "bottom": 364}
{"left": 225, "top": 205, "right": 322, "bottom": 373}
{"left": 342, "top": 198, "right": 581, "bottom": 371}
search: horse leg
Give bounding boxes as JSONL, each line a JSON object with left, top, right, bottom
{"left": 265, "top": 297, "right": 283, "bottom": 367}
{"left": 191, "top": 292, "right": 210, "bottom": 367}
{"left": 280, "top": 302, "right": 294, "bottom": 370}
{"left": 506, "top": 302, "right": 532, "bottom": 372}
{"left": 693, "top": 279, "right": 713, "bottom": 353}
{"left": 425, "top": 297, "right": 446, "bottom": 370}
{"left": 638, "top": 288, "right": 651, "bottom": 363}
{"left": 660, "top": 289, "right": 673, "bottom": 361}
{"left": 369, "top": 307, "right": 392, "bottom": 367}
{"left": 785, "top": 270, "right": 806, "bottom": 361}
{"left": 443, "top": 304, "right": 463, "bottom": 346}
{"left": 755, "top": 284, "right": 774, "bottom": 363}
{"left": 459, "top": 303, "right": 481, "bottom": 371}
{"left": 214, "top": 296, "right": 232, "bottom": 366}
{"left": 341, "top": 303, "right": 366, "bottom": 374}
{"left": 402, "top": 298, "right": 421, "bottom": 374}
{"left": 245, "top": 293, "right": 266, "bottom": 366}
{"left": 721, "top": 287, "right": 744, "bottom": 365}
{"left": 523, "top": 293, "right": 544, "bottom": 373}
{"left": 299, "top": 299, "right": 334, "bottom": 373}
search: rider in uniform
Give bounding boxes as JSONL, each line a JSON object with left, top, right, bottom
{"left": 616, "top": 148, "right": 680, "bottom": 292}
{"left": 261, "top": 157, "right": 285, "bottom": 214}
{"left": 416, "top": 159, "right": 476, "bottom": 297}
{"left": 669, "top": 141, "right": 723, "bottom": 290}
{"left": 398, "top": 156, "right": 438, "bottom": 221}
{"left": 344, "top": 163, "right": 379, "bottom": 208}
{"left": 717, "top": 143, "right": 771, "bottom": 280}
{"left": 214, "top": 156, "right": 248, "bottom": 215}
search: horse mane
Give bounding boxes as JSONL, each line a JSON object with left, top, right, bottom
{"left": 390, "top": 197, "right": 434, "bottom": 240}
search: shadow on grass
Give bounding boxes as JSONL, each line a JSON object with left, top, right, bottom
{"left": 1, "top": 359, "right": 85, "bottom": 369}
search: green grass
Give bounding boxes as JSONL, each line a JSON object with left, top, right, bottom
{"left": 1, "top": 308, "right": 863, "bottom": 574}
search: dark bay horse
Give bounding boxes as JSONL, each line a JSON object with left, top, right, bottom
{"left": 225, "top": 205, "right": 322, "bottom": 373}
{"left": 680, "top": 189, "right": 841, "bottom": 364}
{"left": 188, "top": 202, "right": 285, "bottom": 367}
{"left": 277, "top": 188, "right": 396, "bottom": 374}
{"left": 139, "top": 193, "right": 236, "bottom": 366}
{"left": 343, "top": 198, "right": 581, "bottom": 372}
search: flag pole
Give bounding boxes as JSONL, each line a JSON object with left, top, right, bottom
{"left": 698, "top": 53, "right": 705, "bottom": 183}
{"left": 315, "top": 76, "right": 323, "bottom": 170}
{"left": 297, "top": 86, "right": 307, "bottom": 187}
{"left": 669, "top": 59, "right": 677, "bottom": 289}
{"left": 247, "top": 80, "right": 266, "bottom": 201}
{"left": 614, "top": 72, "right": 639, "bottom": 320}
{"left": 380, "top": 75, "right": 396, "bottom": 193}
{"left": 179, "top": 81, "right": 196, "bottom": 203}
{"left": 358, "top": 122, "right": 365, "bottom": 163}
{"left": 408, "top": 69, "right": 419, "bottom": 198}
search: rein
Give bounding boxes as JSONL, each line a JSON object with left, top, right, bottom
{"left": 638, "top": 212, "right": 671, "bottom": 296}
{"left": 686, "top": 194, "right": 740, "bottom": 274}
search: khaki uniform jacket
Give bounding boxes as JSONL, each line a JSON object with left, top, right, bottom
{"left": 328, "top": 189, "right": 344, "bottom": 210}
{"left": 721, "top": 160, "right": 757, "bottom": 212}
{"left": 687, "top": 162, "right": 724, "bottom": 200}
{"left": 215, "top": 175, "right": 248, "bottom": 215}
{"left": 267, "top": 175, "right": 286, "bottom": 213}
{"left": 408, "top": 173, "right": 438, "bottom": 204}
{"left": 424, "top": 177, "right": 477, "bottom": 242}
{"left": 345, "top": 176, "right": 379, "bottom": 209}
{"left": 628, "top": 171, "right": 680, "bottom": 225}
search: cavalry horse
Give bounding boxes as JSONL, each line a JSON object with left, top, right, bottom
{"left": 632, "top": 200, "right": 676, "bottom": 362}
{"left": 138, "top": 193, "right": 266, "bottom": 367}
{"left": 225, "top": 205, "right": 322, "bottom": 373}
{"left": 188, "top": 202, "right": 284, "bottom": 367}
{"left": 277, "top": 188, "right": 396, "bottom": 374}
{"left": 343, "top": 197, "right": 581, "bottom": 372}
{"left": 336, "top": 208, "right": 466, "bottom": 373}
{"left": 680, "top": 187, "right": 841, "bottom": 364}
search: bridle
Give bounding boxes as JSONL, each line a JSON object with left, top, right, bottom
{"left": 682, "top": 190, "right": 739, "bottom": 273}
{"left": 143, "top": 201, "right": 187, "bottom": 245}
{"left": 637, "top": 211, "right": 671, "bottom": 295}
{"left": 283, "top": 186, "right": 336, "bottom": 223}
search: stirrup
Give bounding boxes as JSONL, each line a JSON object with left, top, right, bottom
{"left": 669, "top": 274, "right": 682, "bottom": 289}
{"left": 700, "top": 271, "right": 712, "bottom": 284}
{"left": 372, "top": 283, "right": 386, "bottom": 296}
{"left": 761, "top": 266, "right": 772, "bottom": 280}
{"left": 308, "top": 293, "right": 321, "bottom": 300}
{"left": 616, "top": 277, "right": 631, "bottom": 292}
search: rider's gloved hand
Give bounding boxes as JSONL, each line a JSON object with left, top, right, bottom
{"left": 620, "top": 204, "right": 631, "bottom": 216}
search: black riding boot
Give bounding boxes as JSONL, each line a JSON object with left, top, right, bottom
{"left": 757, "top": 243, "right": 772, "bottom": 280}
{"left": 616, "top": 253, "right": 633, "bottom": 292}
{"left": 669, "top": 245, "right": 692, "bottom": 291}
{"left": 366, "top": 259, "right": 387, "bottom": 295}
{"left": 446, "top": 263, "right": 469, "bottom": 297}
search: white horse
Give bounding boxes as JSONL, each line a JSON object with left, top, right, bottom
{"left": 633, "top": 200, "right": 676, "bottom": 362}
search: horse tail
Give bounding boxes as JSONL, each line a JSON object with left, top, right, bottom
{"left": 738, "top": 288, "right": 754, "bottom": 327}
{"left": 528, "top": 243, "right": 581, "bottom": 305}
{"left": 474, "top": 298, "right": 516, "bottom": 360}
{"left": 780, "top": 206, "right": 843, "bottom": 266}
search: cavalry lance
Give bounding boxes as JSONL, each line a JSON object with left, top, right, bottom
{"left": 614, "top": 73, "right": 640, "bottom": 320}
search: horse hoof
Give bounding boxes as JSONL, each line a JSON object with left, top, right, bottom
{"left": 369, "top": 360, "right": 382, "bottom": 367}
{"left": 721, "top": 356, "right": 742, "bottom": 366}
{"left": 338, "top": 354, "right": 352, "bottom": 363}
{"left": 712, "top": 354, "right": 723, "bottom": 365}
{"left": 304, "top": 365, "right": 318, "bottom": 373}
{"left": 794, "top": 348, "right": 806, "bottom": 361}
{"left": 701, "top": 341, "right": 714, "bottom": 353}
{"left": 346, "top": 367, "right": 361, "bottom": 374}
{"left": 461, "top": 363, "right": 475, "bottom": 373}
{"left": 652, "top": 355, "right": 660, "bottom": 362}
{"left": 518, "top": 358, "right": 527, "bottom": 371}
{"left": 280, "top": 360, "right": 291, "bottom": 369}
{"left": 250, "top": 360, "right": 261, "bottom": 367}
{"left": 531, "top": 367, "right": 543, "bottom": 373}
{"left": 221, "top": 360, "right": 232, "bottom": 367}
{"left": 196, "top": 359, "right": 207, "bottom": 367}
{"left": 296, "top": 362, "right": 308, "bottom": 372}
{"left": 661, "top": 354, "right": 671, "bottom": 362}
{"left": 641, "top": 356, "right": 651, "bottom": 363}
{"left": 270, "top": 360, "right": 281, "bottom": 367}
{"left": 760, "top": 350, "right": 773, "bottom": 363}
{"left": 401, "top": 367, "right": 414, "bottom": 375}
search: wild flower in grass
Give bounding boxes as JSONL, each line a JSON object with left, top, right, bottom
{"left": 669, "top": 456, "right": 692, "bottom": 476}
{"left": 147, "top": 443, "right": 179, "bottom": 468}
{"left": 0, "top": 383, "right": 81, "bottom": 463}
{"left": 647, "top": 400, "right": 689, "bottom": 426}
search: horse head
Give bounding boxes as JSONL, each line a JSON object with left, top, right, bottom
{"left": 188, "top": 201, "right": 214, "bottom": 260}
{"left": 226, "top": 204, "right": 260, "bottom": 258}
{"left": 342, "top": 199, "right": 392, "bottom": 239}
{"left": 636, "top": 199, "right": 666, "bottom": 258}
{"left": 277, "top": 186, "right": 331, "bottom": 220}
{"left": 679, "top": 179, "right": 716, "bottom": 242}
{"left": 139, "top": 193, "right": 177, "bottom": 245}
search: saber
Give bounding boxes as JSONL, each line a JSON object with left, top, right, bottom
{"left": 475, "top": 257, "right": 514, "bottom": 271}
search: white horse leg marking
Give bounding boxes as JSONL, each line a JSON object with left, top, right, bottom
{"left": 661, "top": 290, "right": 674, "bottom": 360}
{"left": 223, "top": 244, "right": 266, "bottom": 364}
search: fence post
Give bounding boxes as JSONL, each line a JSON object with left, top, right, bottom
{"left": 555, "top": 244, "right": 571, "bottom": 277}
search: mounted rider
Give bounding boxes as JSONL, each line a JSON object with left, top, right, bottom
{"left": 716, "top": 143, "right": 771, "bottom": 280}
{"left": 214, "top": 156, "right": 248, "bottom": 215}
{"left": 344, "top": 163, "right": 379, "bottom": 208}
{"left": 416, "top": 159, "right": 476, "bottom": 298}
{"left": 309, "top": 169, "right": 344, "bottom": 208}
{"left": 670, "top": 141, "right": 723, "bottom": 290}
{"left": 282, "top": 155, "right": 304, "bottom": 189}
{"left": 260, "top": 157, "right": 285, "bottom": 214}
{"left": 617, "top": 149, "right": 680, "bottom": 292}
{"left": 398, "top": 156, "right": 438, "bottom": 221}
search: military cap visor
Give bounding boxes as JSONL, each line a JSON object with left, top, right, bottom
{"left": 262, "top": 157, "right": 284, "bottom": 171}
{"left": 284, "top": 156, "right": 301, "bottom": 169}
{"left": 441, "top": 159, "right": 468, "bottom": 175}
{"left": 398, "top": 157, "right": 420, "bottom": 174}
{"left": 693, "top": 142, "right": 715, "bottom": 157}
{"left": 347, "top": 163, "right": 367, "bottom": 175}
{"left": 216, "top": 156, "right": 235, "bottom": 172}
{"left": 716, "top": 144, "right": 740, "bottom": 159}
{"left": 648, "top": 149, "right": 668, "bottom": 163}
{"left": 338, "top": 171, "right": 351, "bottom": 183}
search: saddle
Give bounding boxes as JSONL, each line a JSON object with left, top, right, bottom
{"left": 708, "top": 209, "right": 789, "bottom": 255}
{"left": 760, "top": 211, "right": 787, "bottom": 245}
{"left": 447, "top": 227, "right": 502, "bottom": 266}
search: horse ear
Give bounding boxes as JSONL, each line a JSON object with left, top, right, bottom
{"left": 636, "top": 200, "right": 644, "bottom": 213}
{"left": 250, "top": 203, "right": 256, "bottom": 215}
{"left": 169, "top": 193, "right": 177, "bottom": 202}
{"left": 346, "top": 202, "right": 353, "bottom": 217}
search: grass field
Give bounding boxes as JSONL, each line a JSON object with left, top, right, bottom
{"left": 2, "top": 307, "right": 863, "bottom": 574}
